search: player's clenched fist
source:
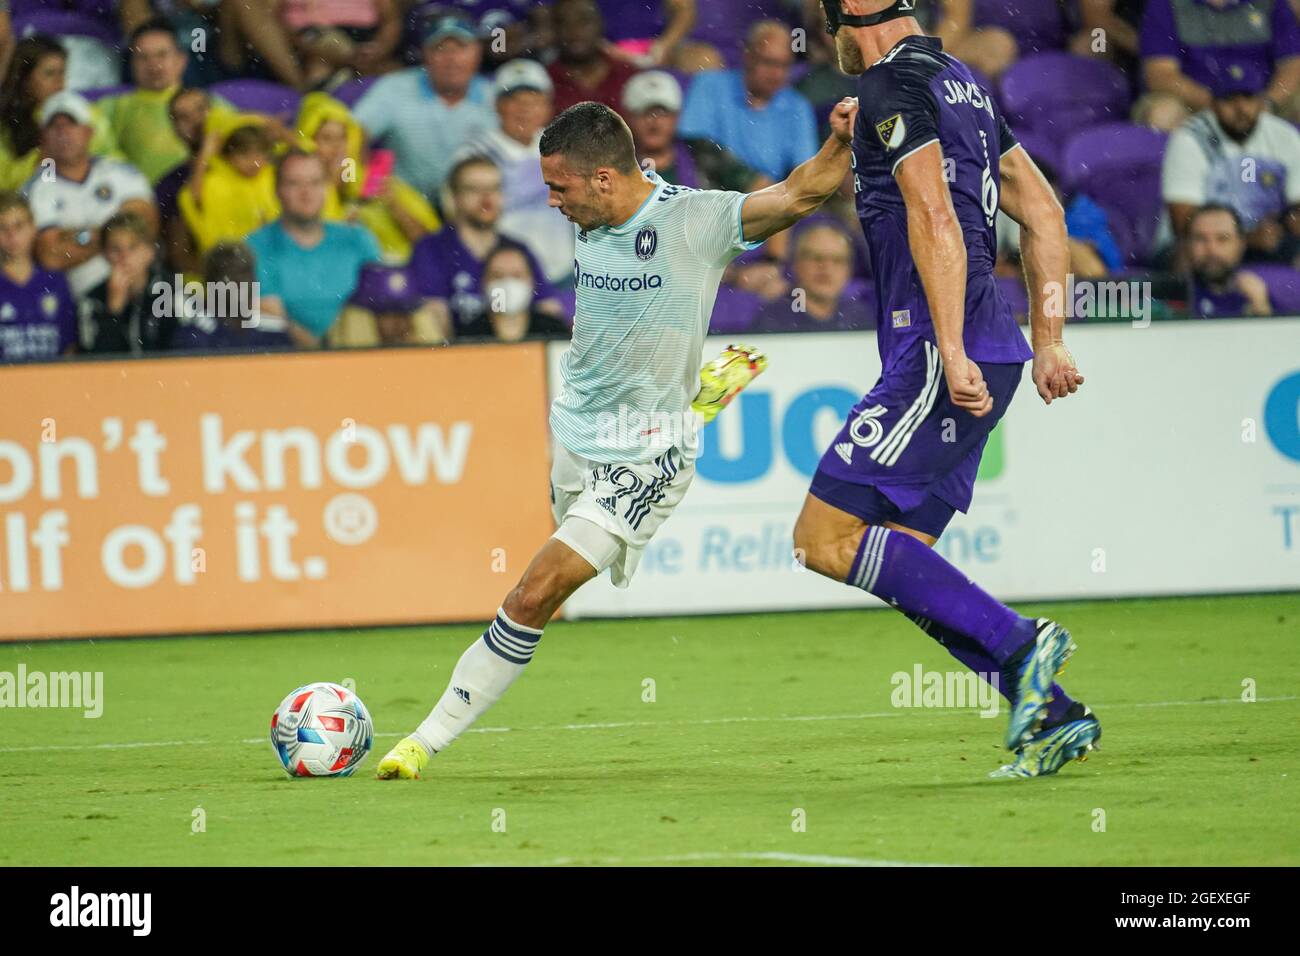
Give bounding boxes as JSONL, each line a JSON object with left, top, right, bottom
{"left": 1032, "top": 343, "right": 1085, "bottom": 405}
{"left": 945, "top": 354, "right": 994, "bottom": 417}
{"left": 830, "top": 97, "right": 858, "bottom": 146}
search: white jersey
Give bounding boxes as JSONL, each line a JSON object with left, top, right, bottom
{"left": 22, "top": 157, "right": 152, "bottom": 297}
{"left": 551, "top": 171, "right": 759, "bottom": 463}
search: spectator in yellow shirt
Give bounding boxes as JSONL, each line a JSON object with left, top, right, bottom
{"left": 179, "top": 108, "right": 283, "bottom": 253}
{"left": 95, "top": 17, "right": 191, "bottom": 184}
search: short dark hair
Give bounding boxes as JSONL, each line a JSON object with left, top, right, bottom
{"left": 205, "top": 242, "right": 256, "bottom": 285}
{"left": 167, "top": 86, "right": 207, "bottom": 120}
{"left": 1189, "top": 203, "right": 1244, "bottom": 237}
{"left": 0, "top": 191, "right": 32, "bottom": 221}
{"left": 223, "top": 124, "right": 271, "bottom": 158}
{"left": 101, "top": 210, "right": 152, "bottom": 246}
{"left": 483, "top": 241, "right": 538, "bottom": 281}
{"left": 539, "top": 101, "right": 638, "bottom": 175}
{"left": 446, "top": 154, "right": 498, "bottom": 193}
{"left": 129, "top": 16, "right": 179, "bottom": 49}
{"left": 275, "top": 147, "right": 326, "bottom": 185}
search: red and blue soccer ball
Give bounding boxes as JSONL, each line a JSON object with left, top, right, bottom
{"left": 270, "top": 682, "right": 373, "bottom": 777}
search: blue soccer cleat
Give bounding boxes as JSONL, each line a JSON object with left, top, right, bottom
{"left": 1005, "top": 618, "right": 1077, "bottom": 750}
{"left": 990, "top": 708, "right": 1101, "bottom": 779}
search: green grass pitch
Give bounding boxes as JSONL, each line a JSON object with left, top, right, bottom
{"left": 2, "top": 594, "right": 1297, "bottom": 866}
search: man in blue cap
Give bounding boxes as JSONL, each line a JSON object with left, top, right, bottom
{"left": 1163, "top": 58, "right": 1300, "bottom": 264}
{"left": 354, "top": 11, "right": 495, "bottom": 196}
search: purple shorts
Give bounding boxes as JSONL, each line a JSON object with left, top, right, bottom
{"left": 810, "top": 339, "right": 1023, "bottom": 537}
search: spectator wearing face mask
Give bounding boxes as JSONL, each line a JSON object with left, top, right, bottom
{"left": 408, "top": 154, "right": 564, "bottom": 334}
{"left": 459, "top": 244, "right": 571, "bottom": 342}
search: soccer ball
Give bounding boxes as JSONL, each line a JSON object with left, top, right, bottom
{"left": 270, "top": 682, "right": 373, "bottom": 777}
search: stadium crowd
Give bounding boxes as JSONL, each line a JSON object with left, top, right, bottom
{"left": 0, "top": 0, "right": 1299, "bottom": 363}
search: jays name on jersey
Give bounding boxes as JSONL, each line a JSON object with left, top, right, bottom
{"left": 550, "top": 171, "right": 761, "bottom": 464}
{"left": 852, "top": 34, "right": 1033, "bottom": 368}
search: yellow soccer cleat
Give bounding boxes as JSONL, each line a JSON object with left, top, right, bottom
{"left": 691, "top": 343, "right": 769, "bottom": 425}
{"left": 375, "top": 735, "right": 432, "bottom": 780}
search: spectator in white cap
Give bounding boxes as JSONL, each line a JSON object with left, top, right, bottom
{"left": 21, "top": 90, "right": 157, "bottom": 299}
{"left": 624, "top": 70, "right": 769, "bottom": 195}
{"left": 454, "top": 58, "right": 574, "bottom": 283}
{"left": 353, "top": 11, "right": 494, "bottom": 196}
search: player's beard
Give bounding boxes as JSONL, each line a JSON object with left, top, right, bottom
{"left": 835, "top": 29, "right": 867, "bottom": 75}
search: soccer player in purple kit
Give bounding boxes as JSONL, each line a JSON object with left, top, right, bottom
{"left": 792, "top": 1, "right": 1101, "bottom": 778}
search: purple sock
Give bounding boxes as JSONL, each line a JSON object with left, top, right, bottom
{"left": 847, "top": 526, "right": 1032, "bottom": 665}
{"left": 903, "top": 611, "right": 1077, "bottom": 725}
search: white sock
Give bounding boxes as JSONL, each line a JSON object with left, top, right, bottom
{"left": 413, "top": 608, "right": 544, "bottom": 754}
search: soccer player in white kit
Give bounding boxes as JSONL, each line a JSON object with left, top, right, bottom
{"left": 378, "top": 99, "right": 858, "bottom": 779}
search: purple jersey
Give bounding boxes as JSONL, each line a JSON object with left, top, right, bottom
{"left": 852, "top": 35, "right": 1033, "bottom": 369}
{"left": 1189, "top": 278, "right": 1254, "bottom": 317}
{"left": 408, "top": 227, "right": 557, "bottom": 330}
{"left": 597, "top": 0, "right": 664, "bottom": 40}
{"left": 0, "top": 267, "right": 77, "bottom": 363}
{"left": 1140, "top": 0, "right": 1300, "bottom": 92}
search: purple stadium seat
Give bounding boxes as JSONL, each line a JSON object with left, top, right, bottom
{"left": 79, "top": 85, "right": 131, "bottom": 102}
{"left": 692, "top": 0, "right": 794, "bottom": 67}
{"left": 209, "top": 80, "right": 302, "bottom": 120}
{"left": 1061, "top": 123, "right": 1168, "bottom": 265}
{"left": 1248, "top": 265, "right": 1300, "bottom": 315}
{"left": 709, "top": 286, "right": 764, "bottom": 334}
{"left": 975, "top": 0, "right": 1071, "bottom": 53}
{"left": 331, "top": 75, "right": 377, "bottom": 109}
{"left": 1000, "top": 53, "right": 1131, "bottom": 138}
{"left": 1012, "top": 128, "right": 1061, "bottom": 179}
{"left": 12, "top": 7, "right": 120, "bottom": 47}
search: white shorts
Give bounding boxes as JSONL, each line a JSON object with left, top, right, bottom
{"left": 550, "top": 441, "right": 695, "bottom": 588}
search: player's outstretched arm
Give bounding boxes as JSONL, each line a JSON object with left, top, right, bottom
{"left": 998, "top": 144, "right": 1084, "bottom": 405}
{"left": 895, "top": 141, "right": 990, "bottom": 418}
{"left": 739, "top": 98, "right": 858, "bottom": 243}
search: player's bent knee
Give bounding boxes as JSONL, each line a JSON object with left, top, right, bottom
{"left": 792, "top": 524, "right": 841, "bottom": 579}
{"left": 502, "top": 578, "right": 560, "bottom": 628}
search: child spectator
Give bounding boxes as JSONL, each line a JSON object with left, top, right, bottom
{"left": 173, "top": 241, "right": 296, "bottom": 353}
{"left": 180, "top": 109, "right": 283, "bottom": 254}
{"left": 0, "top": 191, "right": 77, "bottom": 362}
{"left": 78, "top": 210, "right": 175, "bottom": 355}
